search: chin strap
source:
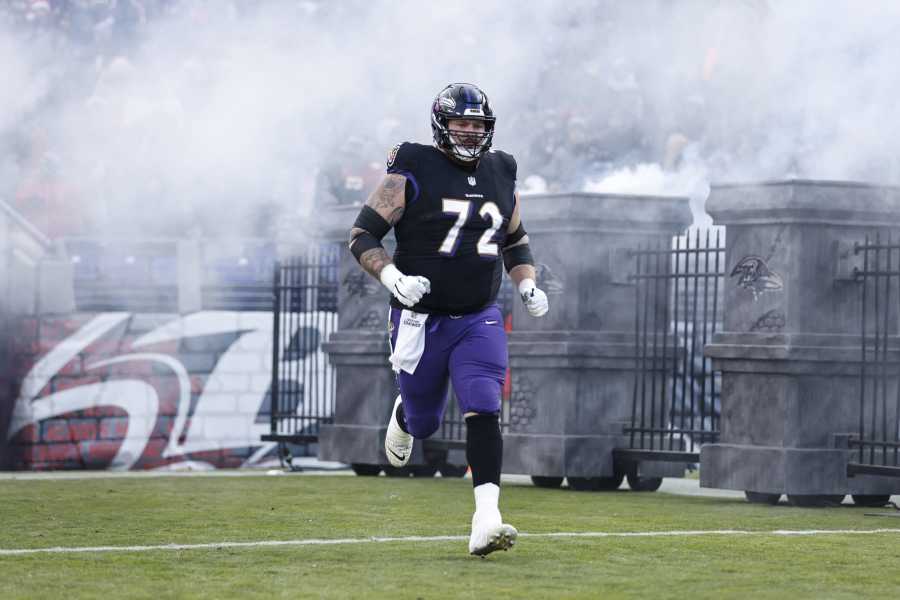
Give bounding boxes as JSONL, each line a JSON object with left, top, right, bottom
{"left": 451, "top": 146, "right": 479, "bottom": 163}
{"left": 446, "top": 130, "right": 491, "bottom": 162}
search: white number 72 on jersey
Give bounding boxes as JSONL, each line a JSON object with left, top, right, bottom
{"left": 438, "top": 198, "right": 503, "bottom": 257}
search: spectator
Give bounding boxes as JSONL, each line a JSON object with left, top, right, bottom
{"left": 314, "top": 136, "right": 383, "bottom": 207}
{"left": 13, "top": 126, "right": 86, "bottom": 237}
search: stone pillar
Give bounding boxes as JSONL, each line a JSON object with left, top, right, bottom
{"left": 504, "top": 192, "right": 692, "bottom": 480}
{"left": 701, "top": 180, "right": 900, "bottom": 501}
{"left": 316, "top": 207, "right": 416, "bottom": 468}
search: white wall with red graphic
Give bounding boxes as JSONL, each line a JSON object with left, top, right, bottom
{"left": 1, "top": 311, "right": 334, "bottom": 470}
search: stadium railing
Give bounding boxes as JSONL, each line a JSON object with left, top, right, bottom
{"left": 59, "top": 236, "right": 279, "bottom": 313}
{"left": 0, "top": 197, "right": 63, "bottom": 315}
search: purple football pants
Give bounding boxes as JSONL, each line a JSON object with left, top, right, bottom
{"left": 389, "top": 304, "right": 507, "bottom": 439}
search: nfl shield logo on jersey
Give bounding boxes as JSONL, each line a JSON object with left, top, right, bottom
{"left": 468, "top": 176, "right": 476, "bottom": 186}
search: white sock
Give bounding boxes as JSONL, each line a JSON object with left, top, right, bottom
{"left": 473, "top": 482, "right": 500, "bottom": 514}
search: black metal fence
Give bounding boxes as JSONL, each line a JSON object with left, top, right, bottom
{"left": 624, "top": 228, "right": 725, "bottom": 462}
{"left": 849, "top": 233, "right": 900, "bottom": 477}
{"left": 264, "top": 245, "right": 340, "bottom": 445}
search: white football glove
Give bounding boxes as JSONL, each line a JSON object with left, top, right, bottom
{"left": 518, "top": 278, "right": 549, "bottom": 317}
{"left": 380, "top": 264, "right": 431, "bottom": 308}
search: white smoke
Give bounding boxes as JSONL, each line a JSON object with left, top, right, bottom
{"left": 585, "top": 158, "right": 712, "bottom": 227}
{"left": 2, "top": 0, "right": 900, "bottom": 234}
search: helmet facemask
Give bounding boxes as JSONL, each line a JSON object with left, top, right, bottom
{"left": 434, "top": 115, "right": 494, "bottom": 163}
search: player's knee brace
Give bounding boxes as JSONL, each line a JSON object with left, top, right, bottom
{"left": 404, "top": 413, "right": 441, "bottom": 439}
{"left": 465, "top": 412, "right": 502, "bottom": 487}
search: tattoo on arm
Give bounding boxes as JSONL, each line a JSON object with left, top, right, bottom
{"left": 367, "top": 173, "right": 407, "bottom": 225}
{"left": 359, "top": 247, "right": 392, "bottom": 279}
{"left": 509, "top": 264, "right": 536, "bottom": 287}
{"left": 352, "top": 173, "right": 406, "bottom": 280}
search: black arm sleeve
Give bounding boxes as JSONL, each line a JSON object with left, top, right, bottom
{"left": 353, "top": 205, "right": 391, "bottom": 239}
{"left": 502, "top": 243, "right": 534, "bottom": 272}
{"left": 503, "top": 222, "right": 527, "bottom": 248}
{"left": 349, "top": 205, "right": 391, "bottom": 262}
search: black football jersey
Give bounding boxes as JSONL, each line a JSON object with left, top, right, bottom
{"left": 386, "top": 142, "right": 517, "bottom": 315}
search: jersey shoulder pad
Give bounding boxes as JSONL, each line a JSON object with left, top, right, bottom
{"left": 386, "top": 141, "right": 426, "bottom": 174}
{"left": 489, "top": 149, "right": 517, "bottom": 181}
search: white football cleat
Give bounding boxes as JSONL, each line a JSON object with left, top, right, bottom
{"left": 468, "top": 508, "right": 517, "bottom": 557}
{"left": 384, "top": 395, "right": 413, "bottom": 468}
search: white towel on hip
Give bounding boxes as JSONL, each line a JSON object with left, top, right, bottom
{"left": 389, "top": 310, "right": 429, "bottom": 374}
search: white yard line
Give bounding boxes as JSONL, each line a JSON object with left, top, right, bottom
{"left": 2, "top": 529, "right": 900, "bottom": 556}
{"left": 0, "top": 463, "right": 350, "bottom": 481}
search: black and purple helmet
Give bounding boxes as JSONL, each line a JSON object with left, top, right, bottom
{"left": 431, "top": 83, "right": 496, "bottom": 163}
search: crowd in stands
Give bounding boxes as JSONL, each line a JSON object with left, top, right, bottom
{"left": 0, "top": 0, "right": 259, "bottom": 239}
{"left": 305, "top": 3, "right": 727, "bottom": 207}
{"left": 1, "top": 1, "right": 750, "bottom": 240}
{"left": 1, "top": 0, "right": 159, "bottom": 47}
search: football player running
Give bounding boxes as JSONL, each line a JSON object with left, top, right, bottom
{"left": 348, "top": 83, "right": 549, "bottom": 557}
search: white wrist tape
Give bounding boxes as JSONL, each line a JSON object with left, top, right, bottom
{"left": 518, "top": 278, "right": 536, "bottom": 295}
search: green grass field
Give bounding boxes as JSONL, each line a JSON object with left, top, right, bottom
{"left": 2, "top": 473, "right": 900, "bottom": 599}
